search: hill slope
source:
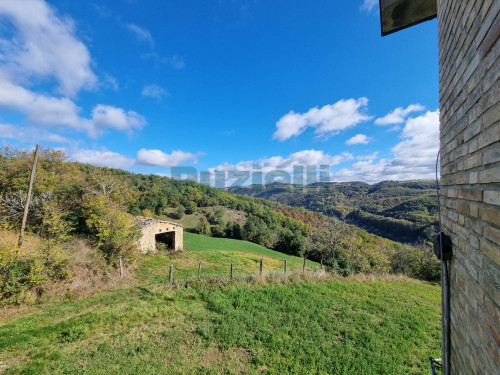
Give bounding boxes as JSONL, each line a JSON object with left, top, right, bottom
{"left": 0, "top": 276, "right": 441, "bottom": 374}
{"left": 137, "top": 232, "right": 319, "bottom": 282}
{"left": 228, "top": 180, "right": 439, "bottom": 243}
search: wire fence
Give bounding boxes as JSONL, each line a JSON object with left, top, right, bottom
{"left": 164, "top": 258, "right": 326, "bottom": 286}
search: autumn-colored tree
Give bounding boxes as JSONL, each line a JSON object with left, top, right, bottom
{"left": 82, "top": 195, "right": 140, "bottom": 264}
{"left": 198, "top": 217, "right": 211, "bottom": 236}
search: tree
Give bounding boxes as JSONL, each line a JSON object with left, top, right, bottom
{"left": 276, "top": 228, "right": 308, "bottom": 256}
{"left": 310, "top": 219, "right": 351, "bottom": 274}
{"left": 82, "top": 195, "right": 140, "bottom": 264}
{"left": 198, "top": 217, "right": 211, "bottom": 236}
{"left": 185, "top": 200, "right": 198, "bottom": 214}
{"left": 175, "top": 205, "right": 186, "bottom": 219}
{"left": 225, "top": 221, "right": 242, "bottom": 239}
{"left": 207, "top": 206, "right": 226, "bottom": 225}
{"left": 242, "top": 215, "right": 275, "bottom": 247}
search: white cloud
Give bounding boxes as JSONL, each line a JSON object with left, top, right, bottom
{"left": 0, "top": 75, "right": 146, "bottom": 137}
{"left": 345, "top": 134, "right": 372, "bottom": 145}
{"left": 126, "top": 24, "right": 154, "bottom": 47}
{"left": 356, "top": 152, "right": 378, "bottom": 161}
{"left": 333, "top": 110, "right": 440, "bottom": 182}
{"left": 273, "top": 98, "right": 371, "bottom": 141}
{"left": 375, "top": 104, "right": 426, "bottom": 125}
{"left": 142, "top": 52, "right": 186, "bottom": 69}
{"left": 102, "top": 73, "right": 119, "bottom": 91}
{"left": 0, "top": 0, "right": 146, "bottom": 139}
{"left": 142, "top": 84, "right": 169, "bottom": 99}
{"left": 0, "top": 75, "right": 90, "bottom": 129}
{"left": 91, "top": 105, "right": 146, "bottom": 134}
{"left": 136, "top": 149, "right": 204, "bottom": 167}
{"left": 0, "top": 75, "right": 147, "bottom": 137}
{"left": 71, "top": 149, "right": 135, "bottom": 169}
{"left": 211, "top": 149, "right": 353, "bottom": 174}
{"left": 0, "top": 0, "right": 97, "bottom": 97}
{"left": 360, "top": 0, "right": 378, "bottom": 13}
{"left": 170, "top": 55, "right": 185, "bottom": 69}
{"left": 390, "top": 110, "right": 439, "bottom": 168}
{"left": 0, "top": 123, "right": 70, "bottom": 144}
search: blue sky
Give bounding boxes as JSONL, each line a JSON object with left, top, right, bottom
{"left": 0, "top": 0, "right": 439, "bottom": 185}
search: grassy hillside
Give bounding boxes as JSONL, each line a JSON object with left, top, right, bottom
{"left": 228, "top": 180, "right": 439, "bottom": 243}
{"left": 137, "top": 232, "right": 319, "bottom": 283}
{"left": 0, "top": 277, "right": 441, "bottom": 374}
{"left": 0, "top": 225, "right": 441, "bottom": 374}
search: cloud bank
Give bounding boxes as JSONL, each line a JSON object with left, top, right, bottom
{"left": 334, "top": 110, "right": 440, "bottom": 182}
{"left": 136, "top": 149, "right": 204, "bottom": 167}
{"left": 211, "top": 149, "right": 353, "bottom": 174}
{"left": 273, "top": 98, "right": 371, "bottom": 141}
{"left": 71, "top": 149, "right": 136, "bottom": 169}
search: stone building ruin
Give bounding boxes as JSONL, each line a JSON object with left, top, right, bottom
{"left": 137, "top": 216, "right": 183, "bottom": 253}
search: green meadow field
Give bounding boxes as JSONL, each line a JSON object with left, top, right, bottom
{"left": 0, "top": 233, "right": 441, "bottom": 374}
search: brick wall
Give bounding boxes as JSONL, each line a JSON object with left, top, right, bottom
{"left": 438, "top": 0, "right": 499, "bottom": 373}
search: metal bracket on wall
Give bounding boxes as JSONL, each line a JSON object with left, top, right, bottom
{"left": 433, "top": 233, "right": 452, "bottom": 261}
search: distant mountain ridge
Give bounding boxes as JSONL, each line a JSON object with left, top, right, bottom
{"left": 228, "top": 180, "right": 439, "bottom": 244}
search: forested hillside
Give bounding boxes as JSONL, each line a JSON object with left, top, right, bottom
{"left": 0, "top": 147, "right": 439, "bottom": 305}
{"left": 229, "top": 181, "right": 439, "bottom": 243}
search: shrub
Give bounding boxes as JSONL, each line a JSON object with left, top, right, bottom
{"left": 390, "top": 243, "right": 440, "bottom": 282}
{"left": 141, "top": 209, "right": 154, "bottom": 218}
{"left": 0, "top": 234, "right": 71, "bottom": 306}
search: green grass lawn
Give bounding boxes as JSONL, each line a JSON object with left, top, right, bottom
{"left": 0, "top": 279, "right": 441, "bottom": 374}
{"left": 136, "top": 232, "right": 319, "bottom": 284}
{"left": 0, "top": 232, "right": 441, "bottom": 374}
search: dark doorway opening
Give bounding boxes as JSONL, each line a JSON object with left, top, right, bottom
{"left": 155, "top": 231, "right": 175, "bottom": 250}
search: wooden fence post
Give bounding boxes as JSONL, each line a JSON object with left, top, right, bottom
{"left": 119, "top": 256, "right": 124, "bottom": 278}
{"left": 320, "top": 259, "right": 323, "bottom": 270}
{"left": 303, "top": 257, "right": 306, "bottom": 274}
{"left": 198, "top": 261, "right": 202, "bottom": 280}
{"left": 18, "top": 144, "right": 40, "bottom": 248}
{"left": 260, "top": 258, "right": 263, "bottom": 275}
{"left": 230, "top": 263, "right": 233, "bottom": 280}
{"left": 169, "top": 265, "right": 174, "bottom": 285}
{"left": 284, "top": 259, "right": 287, "bottom": 274}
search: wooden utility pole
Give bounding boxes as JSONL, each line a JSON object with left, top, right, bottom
{"left": 18, "top": 144, "right": 40, "bottom": 248}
